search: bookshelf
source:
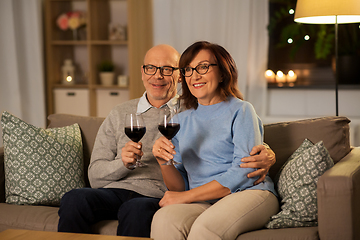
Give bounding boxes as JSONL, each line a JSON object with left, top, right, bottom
{"left": 44, "top": 0, "right": 153, "bottom": 117}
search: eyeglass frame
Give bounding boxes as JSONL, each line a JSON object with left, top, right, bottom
{"left": 180, "top": 63, "right": 218, "bottom": 77}
{"left": 142, "top": 64, "right": 179, "bottom": 76}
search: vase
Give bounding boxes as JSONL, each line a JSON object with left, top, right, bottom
{"left": 100, "top": 72, "right": 114, "bottom": 86}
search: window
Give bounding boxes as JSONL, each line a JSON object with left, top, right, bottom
{"left": 268, "top": 0, "right": 360, "bottom": 87}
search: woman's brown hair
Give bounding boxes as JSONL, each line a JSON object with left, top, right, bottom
{"left": 179, "top": 41, "right": 243, "bottom": 109}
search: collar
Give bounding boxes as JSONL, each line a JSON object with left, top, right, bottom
{"left": 136, "top": 92, "right": 180, "bottom": 114}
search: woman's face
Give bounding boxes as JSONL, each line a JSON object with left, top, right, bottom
{"left": 185, "top": 49, "right": 222, "bottom": 105}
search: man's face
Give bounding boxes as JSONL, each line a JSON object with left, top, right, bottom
{"left": 141, "top": 46, "right": 180, "bottom": 108}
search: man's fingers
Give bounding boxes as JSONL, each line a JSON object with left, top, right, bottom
{"left": 254, "top": 175, "right": 266, "bottom": 185}
{"left": 247, "top": 168, "right": 265, "bottom": 179}
{"left": 241, "top": 156, "right": 257, "bottom": 163}
{"left": 240, "top": 161, "right": 267, "bottom": 169}
{"left": 249, "top": 144, "right": 265, "bottom": 155}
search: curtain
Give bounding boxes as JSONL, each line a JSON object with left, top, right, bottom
{"left": 153, "top": 0, "right": 269, "bottom": 117}
{"left": 0, "top": 0, "right": 46, "bottom": 147}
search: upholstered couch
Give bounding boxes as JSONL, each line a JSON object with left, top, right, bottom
{"left": 0, "top": 113, "right": 359, "bottom": 240}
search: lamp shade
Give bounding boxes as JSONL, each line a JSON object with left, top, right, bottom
{"left": 294, "top": 0, "right": 360, "bottom": 24}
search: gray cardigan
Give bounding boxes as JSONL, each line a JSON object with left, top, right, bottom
{"left": 88, "top": 98, "right": 168, "bottom": 198}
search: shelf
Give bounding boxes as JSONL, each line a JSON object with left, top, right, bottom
{"left": 91, "top": 85, "right": 128, "bottom": 90}
{"left": 52, "top": 41, "right": 88, "bottom": 45}
{"left": 53, "top": 84, "right": 89, "bottom": 89}
{"left": 91, "top": 40, "right": 128, "bottom": 45}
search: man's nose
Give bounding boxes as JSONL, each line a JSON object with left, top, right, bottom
{"left": 154, "top": 68, "right": 164, "bottom": 78}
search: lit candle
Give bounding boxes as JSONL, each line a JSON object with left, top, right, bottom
{"left": 287, "top": 70, "right": 297, "bottom": 87}
{"left": 276, "top": 71, "right": 286, "bottom": 83}
{"left": 264, "top": 70, "right": 275, "bottom": 83}
{"left": 287, "top": 70, "right": 297, "bottom": 83}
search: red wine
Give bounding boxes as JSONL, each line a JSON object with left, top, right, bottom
{"left": 125, "top": 126, "right": 146, "bottom": 142}
{"left": 158, "top": 123, "right": 180, "bottom": 139}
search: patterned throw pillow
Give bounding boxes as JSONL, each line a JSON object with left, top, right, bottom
{"left": 1, "top": 111, "right": 85, "bottom": 206}
{"left": 266, "top": 139, "right": 334, "bottom": 228}
{"left": 273, "top": 139, "right": 315, "bottom": 185}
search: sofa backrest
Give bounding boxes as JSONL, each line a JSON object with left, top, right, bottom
{"left": 47, "top": 114, "right": 351, "bottom": 183}
{"left": 47, "top": 114, "right": 105, "bottom": 187}
{"left": 264, "top": 116, "right": 351, "bottom": 179}
{"left": 0, "top": 114, "right": 352, "bottom": 199}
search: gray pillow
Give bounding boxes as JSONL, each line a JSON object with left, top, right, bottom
{"left": 266, "top": 139, "right": 334, "bottom": 228}
{"left": 1, "top": 111, "right": 85, "bottom": 206}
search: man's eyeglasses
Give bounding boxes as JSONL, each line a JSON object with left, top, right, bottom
{"left": 180, "top": 63, "right": 218, "bottom": 77}
{"left": 142, "top": 65, "right": 178, "bottom": 76}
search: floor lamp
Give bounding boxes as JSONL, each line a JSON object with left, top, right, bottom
{"left": 294, "top": 0, "right": 360, "bottom": 116}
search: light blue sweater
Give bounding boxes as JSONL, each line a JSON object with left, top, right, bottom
{"left": 173, "top": 97, "right": 276, "bottom": 196}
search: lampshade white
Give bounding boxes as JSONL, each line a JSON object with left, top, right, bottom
{"left": 294, "top": 0, "right": 360, "bottom": 24}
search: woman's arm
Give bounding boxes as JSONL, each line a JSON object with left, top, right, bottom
{"left": 152, "top": 136, "right": 185, "bottom": 191}
{"left": 159, "top": 180, "right": 231, "bottom": 207}
{"left": 241, "top": 144, "right": 276, "bottom": 185}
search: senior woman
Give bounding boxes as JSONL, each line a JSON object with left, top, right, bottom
{"left": 151, "top": 41, "right": 278, "bottom": 240}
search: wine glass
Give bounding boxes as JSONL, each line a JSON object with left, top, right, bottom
{"left": 158, "top": 107, "right": 180, "bottom": 165}
{"left": 124, "top": 113, "right": 147, "bottom": 168}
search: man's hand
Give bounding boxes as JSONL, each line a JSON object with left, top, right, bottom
{"left": 121, "top": 141, "right": 143, "bottom": 169}
{"left": 240, "top": 145, "right": 276, "bottom": 185}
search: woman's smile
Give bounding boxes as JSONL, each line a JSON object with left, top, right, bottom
{"left": 186, "top": 50, "right": 221, "bottom": 105}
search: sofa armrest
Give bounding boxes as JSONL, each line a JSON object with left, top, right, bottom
{"left": 317, "top": 147, "right": 360, "bottom": 240}
{"left": 0, "top": 146, "right": 5, "bottom": 203}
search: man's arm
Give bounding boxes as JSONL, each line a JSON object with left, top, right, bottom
{"left": 88, "top": 113, "right": 131, "bottom": 188}
{"left": 240, "top": 144, "right": 276, "bottom": 185}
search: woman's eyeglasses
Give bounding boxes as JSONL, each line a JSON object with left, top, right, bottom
{"left": 180, "top": 63, "right": 217, "bottom": 77}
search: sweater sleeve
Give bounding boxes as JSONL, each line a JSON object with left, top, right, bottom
{"left": 172, "top": 135, "right": 190, "bottom": 191}
{"left": 213, "top": 102, "right": 263, "bottom": 193}
{"left": 88, "top": 110, "right": 131, "bottom": 188}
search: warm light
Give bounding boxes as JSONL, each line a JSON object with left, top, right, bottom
{"left": 66, "top": 76, "right": 73, "bottom": 82}
{"left": 287, "top": 38, "right": 293, "bottom": 44}
{"left": 276, "top": 71, "right": 286, "bottom": 83}
{"left": 294, "top": 0, "right": 360, "bottom": 24}
{"left": 264, "top": 70, "right": 275, "bottom": 83}
{"left": 304, "top": 35, "right": 310, "bottom": 40}
{"left": 295, "top": 15, "right": 360, "bottom": 24}
{"left": 287, "top": 70, "right": 297, "bottom": 83}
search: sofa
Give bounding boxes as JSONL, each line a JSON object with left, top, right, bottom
{"left": 0, "top": 113, "right": 359, "bottom": 240}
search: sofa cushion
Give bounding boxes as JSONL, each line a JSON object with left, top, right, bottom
{"left": 237, "top": 227, "right": 319, "bottom": 240}
{"left": 266, "top": 139, "right": 334, "bottom": 228}
{"left": 0, "top": 202, "right": 59, "bottom": 232}
{"left": 47, "top": 114, "right": 105, "bottom": 187}
{"left": 264, "top": 116, "right": 350, "bottom": 180}
{"left": 1, "top": 111, "right": 85, "bottom": 206}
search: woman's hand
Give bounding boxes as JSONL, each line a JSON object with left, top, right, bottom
{"left": 159, "top": 191, "right": 191, "bottom": 207}
{"left": 121, "top": 141, "right": 143, "bottom": 169}
{"left": 160, "top": 181, "right": 231, "bottom": 207}
{"left": 152, "top": 136, "right": 177, "bottom": 165}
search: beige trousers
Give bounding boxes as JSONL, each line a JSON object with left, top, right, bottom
{"left": 151, "top": 190, "right": 279, "bottom": 240}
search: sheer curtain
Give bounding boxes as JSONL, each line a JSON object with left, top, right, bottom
{"left": 0, "top": 0, "right": 46, "bottom": 147}
{"left": 153, "top": 0, "right": 269, "bottom": 117}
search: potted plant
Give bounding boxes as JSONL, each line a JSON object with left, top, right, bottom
{"left": 98, "top": 60, "right": 115, "bottom": 86}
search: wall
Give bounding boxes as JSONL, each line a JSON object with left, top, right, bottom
{"left": 264, "top": 88, "right": 360, "bottom": 146}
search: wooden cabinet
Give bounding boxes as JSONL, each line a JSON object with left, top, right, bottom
{"left": 44, "top": 0, "right": 153, "bottom": 116}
